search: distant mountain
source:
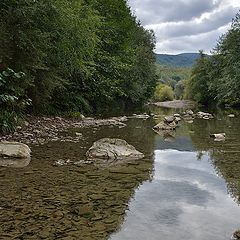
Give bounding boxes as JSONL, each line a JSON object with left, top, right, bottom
{"left": 155, "top": 53, "right": 202, "bottom": 67}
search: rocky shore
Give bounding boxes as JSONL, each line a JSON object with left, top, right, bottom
{"left": 0, "top": 116, "right": 127, "bottom": 146}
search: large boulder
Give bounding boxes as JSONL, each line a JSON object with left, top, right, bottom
{"left": 86, "top": 138, "right": 144, "bottom": 161}
{"left": 0, "top": 142, "right": 31, "bottom": 158}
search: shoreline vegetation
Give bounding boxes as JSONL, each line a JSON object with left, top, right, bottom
{"left": 0, "top": 0, "right": 156, "bottom": 133}
{"left": 0, "top": 2, "right": 240, "bottom": 135}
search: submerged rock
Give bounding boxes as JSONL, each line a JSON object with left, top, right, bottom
{"left": 0, "top": 142, "right": 31, "bottom": 158}
{"left": 197, "top": 111, "right": 214, "bottom": 119}
{"left": 86, "top": 138, "right": 144, "bottom": 161}
{"left": 164, "top": 116, "right": 175, "bottom": 124}
{"left": 210, "top": 133, "right": 226, "bottom": 141}
{"left": 153, "top": 121, "right": 177, "bottom": 131}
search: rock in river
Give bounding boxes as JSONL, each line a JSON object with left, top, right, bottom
{"left": 153, "top": 121, "right": 177, "bottom": 131}
{"left": 0, "top": 142, "right": 31, "bottom": 167}
{"left": 86, "top": 138, "right": 144, "bottom": 162}
{"left": 0, "top": 142, "right": 31, "bottom": 158}
{"left": 210, "top": 133, "right": 226, "bottom": 141}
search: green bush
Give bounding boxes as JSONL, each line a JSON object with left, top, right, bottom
{"left": 153, "top": 84, "right": 174, "bottom": 102}
{"left": 0, "top": 68, "right": 30, "bottom": 133}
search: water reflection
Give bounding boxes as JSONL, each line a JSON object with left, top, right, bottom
{"left": 1, "top": 109, "right": 240, "bottom": 239}
{"left": 110, "top": 109, "right": 240, "bottom": 240}
{"left": 0, "top": 157, "right": 31, "bottom": 168}
{"left": 110, "top": 150, "right": 240, "bottom": 240}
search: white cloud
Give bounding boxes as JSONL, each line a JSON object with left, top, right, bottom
{"left": 128, "top": 0, "right": 240, "bottom": 54}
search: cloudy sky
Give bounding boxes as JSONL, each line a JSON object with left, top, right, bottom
{"left": 128, "top": 0, "right": 240, "bottom": 54}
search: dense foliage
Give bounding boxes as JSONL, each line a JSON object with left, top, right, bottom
{"left": 153, "top": 84, "right": 174, "bottom": 102}
{"left": 155, "top": 64, "right": 190, "bottom": 100}
{"left": 187, "top": 11, "right": 240, "bottom": 106}
{"left": 0, "top": 0, "right": 156, "bottom": 125}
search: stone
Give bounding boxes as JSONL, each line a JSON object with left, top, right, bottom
{"left": 164, "top": 116, "right": 175, "bottom": 123}
{"left": 153, "top": 121, "right": 177, "bottom": 131}
{"left": 75, "top": 132, "right": 82, "bottom": 137}
{"left": 197, "top": 111, "right": 214, "bottom": 119}
{"left": 210, "top": 133, "right": 226, "bottom": 141}
{"left": 0, "top": 142, "right": 31, "bottom": 159}
{"left": 129, "top": 114, "right": 150, "bottom": 119}
{"left": 175, "top": 117, "right": 181, "bottom": 122}
{"left": 119, "top": 116, "right": 128, "bottom": 122}
{"left": 86, "top": 138, "right": 144, "bottom": 161}
{"left": 186, "top": 110, "right": 194, "bottom": 115}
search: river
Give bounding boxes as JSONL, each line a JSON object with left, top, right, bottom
{"left": 0, "top": 107, "right": 240, "bottom": 239}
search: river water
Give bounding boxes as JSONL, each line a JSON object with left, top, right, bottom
{"left": 0, "top": 107, "right": 240, "bottom": 239}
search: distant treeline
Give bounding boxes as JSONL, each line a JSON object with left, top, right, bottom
{"left": 0, "top": 0, "right": 156, "bottom": 126}
{"left": 187, "top": 11, "right": 240, "bottom": 107}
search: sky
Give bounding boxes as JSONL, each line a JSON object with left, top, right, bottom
{"left": 128, "top": 0, "right": 240, "bottom": 54}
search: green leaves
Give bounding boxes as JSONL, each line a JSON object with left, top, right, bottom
{"left": 0, "top": 0, "right": 156, "bottom": 116}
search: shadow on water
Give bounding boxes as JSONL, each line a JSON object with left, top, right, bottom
{"left": 1, "top": 108, "right": 240, "bottom": 239}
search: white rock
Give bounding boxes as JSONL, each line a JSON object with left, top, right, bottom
{"left": 0, "top": 142, "right": 31, "bottom": 158}
{"left": 210, "top": 133, "right": 226, "bottom": 141}
{"left": 86, "top": 138, "right": 144, "bottom": 161}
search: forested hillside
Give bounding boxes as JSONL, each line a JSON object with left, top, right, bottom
{"left": 0, "top": 0, "right": 156, "bottom": 131}
{"left": 155, "top": 53, "right": 201, "bottom": 67}
{"left": 187, "top": 11, "right": 240, "bottom": 106}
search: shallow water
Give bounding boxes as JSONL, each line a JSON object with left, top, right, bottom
{"left": 0, "top": 108, "right": 240, "bottom": 239}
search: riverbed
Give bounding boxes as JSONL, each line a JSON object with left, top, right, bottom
{"left": 0, "top": 107, "right": 240, "bottom": 239}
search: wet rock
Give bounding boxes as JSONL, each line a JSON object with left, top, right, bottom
{"left": 86, "top": 138, "right": 144, "bottom": 161}
{"left": 203, "top": 116, "right": 210, "bottom": 120}
{"left": 75, "top": 132, "right": 82, "bottom": 137}
{"left": 53, "top": 159, "right": 72, "bottom": 166}
{"left": 153, "top": 121, "right": 177, "bottom": 131}
{"left": 196, "top": 111, "right": 214, "bottom": 119}
{"left": 33, "top": 129, "right": 41, "bottom": 135}
{"left": 175, "top": 117, "right": 182, "bottom": 122}
{"left": 129, "top": 114, "right": 150, "bottom": 119}
{"left": 24, "top": 121, "right": 29, "bottom": 127}
{"left": 119, "top": 116, "right": 128, "bottom": 122}
{"left": 210, "top": 133, "right": 226, "bottom": 141}
{"left": 164, "top": 116, "right": 175, "bottom": 124}
{"left": 0, "top": 142, "right": 31, "bottom": 158}
{"left": 232, "top": 230, "right": 240, "bottom": 240}
{"left": 186, "top": 109, "right": 194, "bottom": 115}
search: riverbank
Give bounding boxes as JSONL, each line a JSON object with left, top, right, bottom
{"left": 150, "top": 100, "right": 196, "bottom": 109}
{"left": 0, "top": 116, "right": 128, "bottom": 146}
